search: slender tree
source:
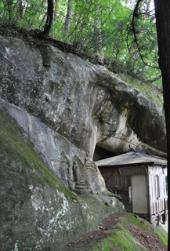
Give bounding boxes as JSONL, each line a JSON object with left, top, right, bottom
{"left": 18, "top": 0, "right": 27, "bottom": 19}
{"left": 94, "top": 6, "right": 103, "bottom": 53}
{"left": 64, "top": 0, "right": 73, "bottom": 36}
{"left": 5, "top": 0, "right": 13, "bottom": 23}
{"left": 43, "top": 0, "right": 54, "bottom": 36}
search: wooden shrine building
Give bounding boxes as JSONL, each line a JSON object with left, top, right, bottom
{"left": 95, "top": 151, "right": 168, "bottom": 225}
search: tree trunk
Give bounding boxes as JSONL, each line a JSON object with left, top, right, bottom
{"left": 5, "top": 0, "right": 13, "bottom": 24}
{"left": 43, "top": 0, "right": 54, "bottom": 36}
{"left": 154, "top": 0, "right": 170, "bottom": 236}
{"left": 18, "top": 0, "right": 27, "bottom": 19}
{"left": 53, "top": 0, "right": 59, "bottom": 24}
{"left": 64, "top": 0, "right": 73, "bottom": 36}
{"left": 94, "top": 7, "right": 103, "bottom": 53}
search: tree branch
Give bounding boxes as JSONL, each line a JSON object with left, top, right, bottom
{"left": 131, "top": 0, "right": 159, "bottom": 69}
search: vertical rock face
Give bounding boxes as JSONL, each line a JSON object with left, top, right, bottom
{"left": 0, "top": 32, "right": 166, "bottom": 250}
{"left": 0, "top": 107, "right": 124, "bottom": 251}
{"left": 0, "top": 98, "right": 108, "bottom": 195}
{"left": 0, "top": 33, "right": 166, "bottom": 193}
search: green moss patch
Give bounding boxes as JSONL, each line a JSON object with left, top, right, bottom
{"left": 0, "top": 108, "right": 74, "bottom": 198}
{"left": 0, "top": 108, "right": 167, "bottom": 251}
{"left": 91, "top": 227, "right": 145, "bottom": 251}
{"left": 154, "top": 226, "right": 168, "bottom": 247}
{"left": 64, "top": 213, "right": 168, "bottom": 251}
{"left": 118, "top": 73, "right": 163, "bottom": 107}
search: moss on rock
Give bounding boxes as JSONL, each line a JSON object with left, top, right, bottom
{"left": 118, "top": 73, "right": 163, "bottom": 108}
{"left": 0, "top": 107, "right": 119, "bottom": 251}
{"left": 0, "top": 108, "right": 74, "bottom": 196}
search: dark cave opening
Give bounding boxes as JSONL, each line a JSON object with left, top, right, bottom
{"left": 93, "top": 145, "right": 129, "bottom": 210}
{"left": 93, "top": 145, "right": 115, "bottom": 161}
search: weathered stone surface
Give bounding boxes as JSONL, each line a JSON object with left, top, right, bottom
{"left": 0, "top": 32, "right": 166, "bottom": 250}
{"left": 0, "top": 33, "right": 166, "bottom": 194}
{"left": 0, "top": 34, "right": 166, "bottom": 160}
{"left": 0, "top": 98, "right": 109, "bottom": 195}
{"left": 0, "top": 108, "right": 123, "bottom": 251}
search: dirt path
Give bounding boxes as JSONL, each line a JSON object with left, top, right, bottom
{"left": 128, "top": 223, "right": 167, "bottom": 251}
{"left": 58, "top": 212, "right": 167, "bottom": 251}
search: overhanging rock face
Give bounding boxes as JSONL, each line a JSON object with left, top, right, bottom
{"left": 0, "top": 33, "right": 166, "bottom": 193}
{"left": 0, "top": 32, "right": 166, "bottom": 251}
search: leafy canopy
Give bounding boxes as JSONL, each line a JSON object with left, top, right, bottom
{"left": 0, "top": 0, "right": 160, "bottom": 86}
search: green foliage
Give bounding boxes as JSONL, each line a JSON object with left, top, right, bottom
{"left": 119, "top": 73, "right": 163, "bottom": 107}
{"left": 120, "top": 213, "right": 168, "bottom": 247}
{"left": 92, "top": 213, "right": 168, "bottom": 251}
{"left": 154, "top": 226, "right": 168, "bottom": 247}
{"left": 92, "top": 227, "right": 146, "bottom": 251}
{"left": 0, "top": 0, "right": 161, "bottom": 87}
{"left": 68, "top": 213, "right": 167, "bottom": 251}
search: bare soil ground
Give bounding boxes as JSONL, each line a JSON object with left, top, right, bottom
{"left": 128, "top": 223, "right": 167, "bottom": 251}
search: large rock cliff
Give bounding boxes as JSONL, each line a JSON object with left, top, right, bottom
{"left": 0, "top": 31, "right": 166, "bottom": 250}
